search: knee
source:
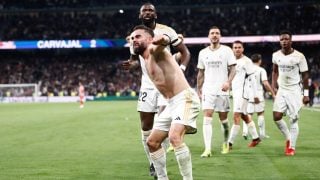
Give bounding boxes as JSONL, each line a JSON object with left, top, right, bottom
{"left": 169, "top": 134, "right": 183, "bottom": 148}
{"left": 147, "top": 137, "right": 161, "bottom": 151}
{"left": 273, "top": 112, "right": 283, "bottom": 121}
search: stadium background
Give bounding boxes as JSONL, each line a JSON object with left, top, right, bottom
{"left": 0, "top": 0, "right": 319, "bottom": 101}
{"left": 1, "top": 1, "right": 320, "bottom": 180}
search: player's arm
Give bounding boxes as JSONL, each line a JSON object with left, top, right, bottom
{"left": 271, "top": 64, "right": 279, "bottom": 94}
{"left": 301, "top": 71, "right": 310, "bottom": 104}
{"left": 222, "top": 64, "right": 236, "bottom": 91}
{"left": 120, "top": 54, "right": 140, "bottom": 70}
{"left": 197, "top": 69, "right": 204, "bottom": 98}
{"left": 262, "top": 80, "right": 276, "bottom": 99}
{"left": 151, "top": 34, "right": 171, "bottom": 54}
{"left": 173, "top": 42, "right": 190, "bottom": 72}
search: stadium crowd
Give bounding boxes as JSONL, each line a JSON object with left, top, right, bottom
{"left": 0, "top": 1, "right": 319, "bottom": 99}
{"left": 0, "top": 2, "right": 319, "bottom": 40}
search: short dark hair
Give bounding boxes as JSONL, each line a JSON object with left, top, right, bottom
{"left": 210, "top": 26, "right": 220, "bottom": 30}
{"left": 280, "top": 30, "right": 292, "bottom": 38}
{"left": 251, "top": 53, "right": 262, "bottom": 63}
{"left": 133, "top": 25, "right": 154, "bottom": 37}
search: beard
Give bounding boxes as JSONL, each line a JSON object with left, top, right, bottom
{"left": 133, "top": 45, "right": 145, "bottom": 55}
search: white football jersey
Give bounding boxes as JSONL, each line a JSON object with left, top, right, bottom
{"left": 197, "top": 45, "right": 236, "bottom": 95}
{"left": 272, "top": 49, "right": 308, "bottom": 91}
{"left": 232, "top": 55, "right": 256, "bottom": 99}
{"left": 252, "top": 65, "right": 268, "bottom": 101}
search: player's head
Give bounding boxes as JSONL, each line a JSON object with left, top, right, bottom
{"left": 279, "top": 30, "right": 292, "bottom": 49}
{"left": 139, "top": 3, "right": 157, "bottom": 26}
{"left": 131, "top": 25, "right": 154, "bottom": 55}
{"left": 208, "top": 26, "right": 221, "bottom": 44}
{"left": 232, "top": 40, "right": 244, "bottom": 59}
{"left": 251, "top": 53, "right": 262, "bottom": 65}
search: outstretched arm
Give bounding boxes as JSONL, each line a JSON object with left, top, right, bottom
{"left": 150, "top": 34, "right": 171, "bottom": 54}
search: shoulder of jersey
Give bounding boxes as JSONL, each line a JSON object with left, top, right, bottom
{"left": 156, "top": 23, "right": 173, "bottom": 30}
{"left": 273, "top": 50, "right": 282, "bottom": 56}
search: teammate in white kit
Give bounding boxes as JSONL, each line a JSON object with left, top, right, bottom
{"left": 197, "top": 26, "right": 236, "bottom": 157}
{"left": 243, "top": 53, "right": 275, "bottom": 139}
{"left": 272, "top": 31, "right": 309, "bottom": 156}
{"left": 121, "top": 3, "right": 190, "bottom": 178}
{"left": 228, "top": 40, "right": 261, "bottom": 150}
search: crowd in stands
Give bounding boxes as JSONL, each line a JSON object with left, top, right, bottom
{"left": 0, "top": 45, "right": 319, "bottom": 98}
{"left": 0, "top": 2, "right": 319, "bottom": 40}
{"left": 0, "top": 0, "right": 311, "bottom": 9}
{"left": 0, "top": 1, "right": 319, "bottom": 99}
{"left": 0, "top": 50, "right": 141, "bottom": 97}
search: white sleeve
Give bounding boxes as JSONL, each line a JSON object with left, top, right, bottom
{"left": 299, "top": 54, "right": 308, "bottom": 72}
{"left": 197, "top": 51, "right": 205, "bottom": 69}
{"left": 227, "top": 48, "right": 237, "bottom": 66}
{"left": 261, "top": 68, "right": 268, "bottom": 81}
{"left": 246, "top": 59, "right": 256, "bottom": 75}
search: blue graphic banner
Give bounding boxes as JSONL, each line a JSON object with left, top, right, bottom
{"left": 0, "top": 39, "right": 127, "bottom": 50}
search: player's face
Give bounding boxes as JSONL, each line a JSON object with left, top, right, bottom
{"left": 139, "top": 4, "right": 157, "bottom": 24}
{"left": 279, "top": 34, "right": 292, "bottom": 49}
{"left": 232, "top": 43, "right": 244, "bottom": 58}
{"left": 131, "top": 29, "right": 152, "bottom": 55}
{"left": 208, "top": 28, "right": 221, "bottom": 44}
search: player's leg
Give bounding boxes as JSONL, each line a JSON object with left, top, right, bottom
{"left": 228, "top": 112, "right": 241, "bottom": 149}
{"left": 169, "top": 123, "right": 193, "bottom": 180}
{"left": 169, "top": 88, "right": 199, "bottom": 179}
{"left": 228, "top": 95, "right": 243, "bottom": 149}
{"left": 201, "top": 109, "right": 214, "bottom": 157}
{"left": 257, "top": 111, "right": 268, "bottom": 138}
{"left": 286, "top": 91, "right": 303, "bottom": 155}
{"left": 241, "top": 113, "right": 261, "bottom": 147}
{"left": 273, "top": 92, "right": 291, "bottom": 154}
{"left": 147, "top": 129, "right": 169, "bottom": 180}
{"left": 243, "top": 102, "right": 253, "bottom": 140}
{"left": 140, "top": 112, "right": 156, "bottom": 172}
{"left": 218, "top": 111, "right": 230, "bottom": 154}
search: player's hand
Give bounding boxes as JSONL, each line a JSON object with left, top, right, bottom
{"left": 254, "top": 97, "right": 260, "bottom": 104}
{"left": 120, "top": 60, "right": 131, "bottom": 70}
{"left": 303, "top": 96, "right": 310, "bottom": 105}
{"left": 153, "top": 35, "right": 170, "bottom": 46}
{"left": 221, "top": 82, "right": 230, "bottom": 92}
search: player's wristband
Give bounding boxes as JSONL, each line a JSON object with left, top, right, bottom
{"left": 303, "top": 89, "right": 309, "bottom": 96}
{"left": 180, "top": 64, "right": 186, "bottom": 71}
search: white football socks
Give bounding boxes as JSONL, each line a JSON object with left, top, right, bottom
{"left": 175, "top": 143, "right": 193, "bottom": 180}
{"left": 257, "top": 115, "right": 265, "bottom": 137}
{"left": 247, "top": 120, "right": 259, "bottom": 139}
{"left": 289, "top": 119, "right": 299, "bottom": 149}
{"left": 141, "top": 130, "right": 152, "bottom": 165}
{"left": 203, "top": 116, "right": 212, "bottom": 151}
{"left": 150, "top": 147, "right": 168, "bottom": 180}
{"left": 228, "top": 124, "right": 240, "bottom": 144}
{"left": 275, "top": 119, "right": 290, "bottom": 140}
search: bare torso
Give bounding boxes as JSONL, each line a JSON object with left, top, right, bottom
{"left": 144, "top": 47, "right": 189, "bottom": 98}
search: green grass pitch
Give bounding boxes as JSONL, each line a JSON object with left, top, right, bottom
{"left": 0, "top": 100, "right": 319, "bottom": 179}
